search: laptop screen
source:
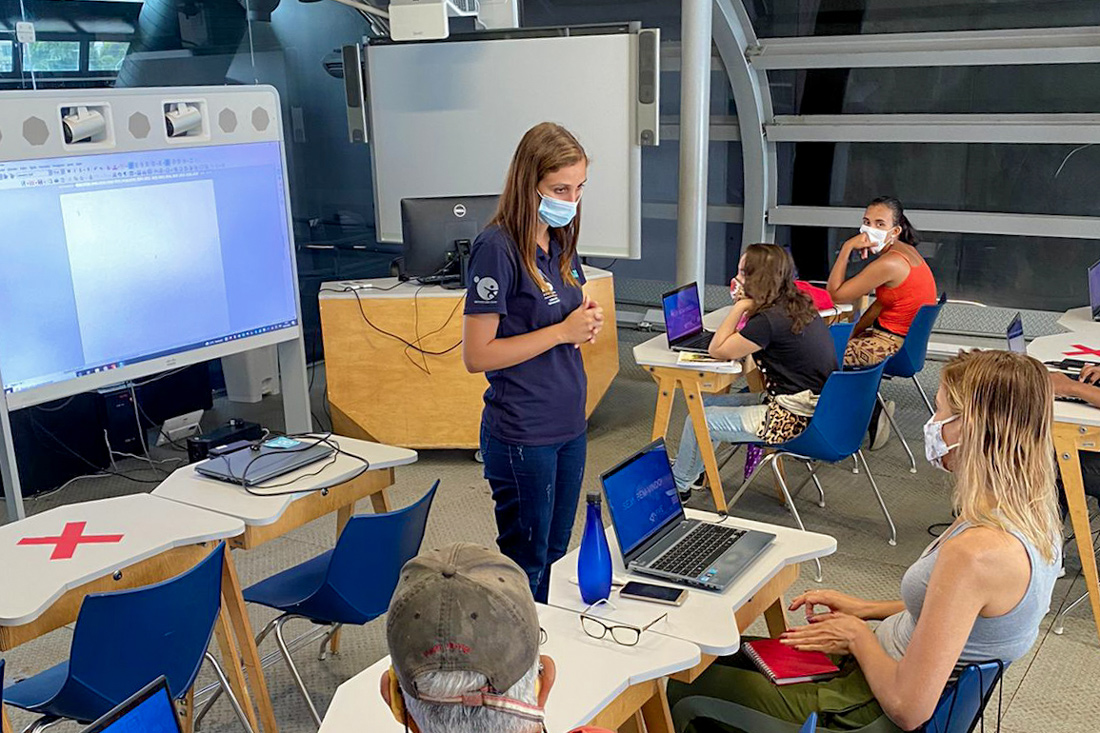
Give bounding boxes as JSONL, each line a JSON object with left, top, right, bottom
{"left": 662, "top": 283, "right": 704, "bottom": 342}
{"left": 600, "top": 440, "right": 685, "bottom": 558}
{"left": 82, "top": 678, "right": 181, "bottom": 733}
{"left": 1089, "top": 260, "right": 1100, "bottom": 321}
{"left": 1006, "top": 313, "right": 1025, "bottom": 354}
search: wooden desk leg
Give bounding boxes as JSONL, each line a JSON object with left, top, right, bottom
{"left": 1055, "top": 425, "right": 1100, "bottom": 644}
{"left": 213, "top": 606, "right": 260, "bottom": 733}
{"left": 179, "top": 687, "right": 195, "bottom": 733}
{"left": 764, "top": 597, "right": 790, "bottom": 637}
{"left": 327, "top": 505, "right": 356, "bottom": 656}
{"left": 370, "top": 489, "right": 392, "bottom": 514}
{"left": 650, "top": 371, "right": 678, "bottom": 441}
{"left": 221, "top": 552, "right": 279, "bottom": 733}
{"left": 683, "top": 378, "right": 728, "bottom": 514}
{"left": 639, "top": 682, "right": 676, "bottom": 733}
{"left": 2, "top": 706, "right": 12, "bottom": 733}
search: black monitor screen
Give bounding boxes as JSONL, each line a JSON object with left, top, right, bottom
{"left": 400, "top": 195, "right": 499, "bottom": 279}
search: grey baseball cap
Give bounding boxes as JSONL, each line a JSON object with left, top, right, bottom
{"left": 386, "top": 543, "right": 541, "bottom": 697}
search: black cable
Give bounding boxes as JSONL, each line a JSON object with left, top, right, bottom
{"left": 206, "top": 432, "right": 372, "bottom": 497}
{"left": 27, "top": 414, "right": 160, "bottom": 485}
{"left": 318, "top": 285, "right": 463, "bottom": 359}
{"left": 134, "top": 398, "right": 192, "bottom": 453}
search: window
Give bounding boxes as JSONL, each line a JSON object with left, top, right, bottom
{"left": 89, "top": 41, "right": 129, "bottom": 72}
{"left": 21, "top": 41, "right": 80, "bottom": 72}
{"left": 0, "top": 41, "right": 12, "bottom": 73}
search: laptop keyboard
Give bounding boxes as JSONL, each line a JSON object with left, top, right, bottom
{"left": 651, "top": 523, "right": 745, "bottom": 578}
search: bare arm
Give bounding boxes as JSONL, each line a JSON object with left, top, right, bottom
{"left": 850, "top": 300, "right": 883, "bottom": 338}
{"left": 708, "top": 300, "right": 762, "bottom": 361}
{"left": 827, "top": 238, "right": 909, "bottom": 305}
{"left": 1052, "top": 366, "right": 1100, "bottom": 408}
{"left": 463, "top": 297, "right": 601, "bottom": 373}
{"left": 789, "top": 590, "right": 904, "bottom": 621}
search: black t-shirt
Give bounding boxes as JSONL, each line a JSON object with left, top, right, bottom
{"left": 464, "top": 226, "right": 587, "bottom": 445}
{"left": 739, "top": 307, "right": 837, "bottom": 396}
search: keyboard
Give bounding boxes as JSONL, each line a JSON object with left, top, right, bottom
{"left": 650, "top": 523, "right": 745, "bottom": 578}
{"left": 676, "top": 330, "right": 714, "bottom": 351}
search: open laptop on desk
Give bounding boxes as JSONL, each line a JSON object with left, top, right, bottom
{"left": 81, "top": 677, "right": 181, "bottom": 733}
{"left": 600, "top": 439, "right": 775, "bottom": 592}
{"left": 1089, "top": 259, "right": 1100, "bottom": 322}
{"left": 1007, "top": 314, "right": 1089, "bottom": 405}
{"left": 662, "top": 283, "right": 715, "bottom": 354}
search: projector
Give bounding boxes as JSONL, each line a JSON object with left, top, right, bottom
{"left": 389, "top": 0, "right": 479, "bottom": 42}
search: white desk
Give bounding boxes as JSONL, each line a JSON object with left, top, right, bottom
{"left": 1028, "top": 332, "right": 1100, "bottom": 647}
{"left": 633, "top": 304, "right": 853, "bottom": 512}
{"left": 0, "top": 495, "right": 266, "bottom": 733}
{"left": 152, "top": 436, "right": 418, "bottom": 532}
{"left": 318, "top": 604, "right": 700, "bottom": 733}
{"left": 1057, "top": 306, "right": 1100, "bottom": 338}
{"left": 549, "top": 510, "right": 836, "bottom": 664}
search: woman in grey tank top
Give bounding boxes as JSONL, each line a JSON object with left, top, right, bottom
{"left": 667, "top": 350, "right": 1062, "bottom": 732}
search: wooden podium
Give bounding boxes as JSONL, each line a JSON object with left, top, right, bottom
{"left": 319, "top": 267, "right": 618, "bottom": 449}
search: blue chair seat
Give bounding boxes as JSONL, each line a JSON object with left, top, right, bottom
{"left": 243, "top": 550, "right": 335, "bottom": 620}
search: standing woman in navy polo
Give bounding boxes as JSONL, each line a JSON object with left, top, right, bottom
{"left": 463, "top": 122, "right": 604, "bottom": 602}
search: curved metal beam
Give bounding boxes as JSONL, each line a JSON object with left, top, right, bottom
{"left": 713, "top": 0, "right": 777, "bottom": 248}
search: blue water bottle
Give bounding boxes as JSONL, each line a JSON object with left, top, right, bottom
{"left": 578, "top": 491, "right": 613, "bottom": 604}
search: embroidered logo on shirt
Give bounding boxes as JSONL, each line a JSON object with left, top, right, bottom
{"left": 474, "top": 276, "right": 499, "bottom": 303}
{"left": 539, "top": 270, "right": 560, "bottom": 306}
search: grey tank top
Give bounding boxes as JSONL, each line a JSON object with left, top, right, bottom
{"left": 874, "top": 521, "right": 1060, "bottom": 664}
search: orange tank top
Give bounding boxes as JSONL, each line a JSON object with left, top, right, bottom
{"left": 875, "top": 253, "right": 937, "bottom": 336}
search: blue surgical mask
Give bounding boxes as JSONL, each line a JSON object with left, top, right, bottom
{"left": 923, "top": 415, "right": 959, "bottom": 472}
{"left": 538, "top": 193, "right": 578, "bottom": 228}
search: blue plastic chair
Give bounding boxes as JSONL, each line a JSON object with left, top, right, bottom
{"left": 3, "top": 544, "right": 254, "bottom": 733}
{"left": 670, "top": 659, "right": 1004, "bottom": 732}
{"left": 239, "top": 482, "right": 437, "bottom": 728}
{"left": 829, "top": 323, "right": 854, "bottom": 366}
{"left": 726, "top": 362, "right": 892, "bottom": 581}
{"left": 878, "top": 294, "right": 946, "bottom": 473}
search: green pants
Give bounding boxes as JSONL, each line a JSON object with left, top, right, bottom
{"left": 666, "top": 643, "right": 898, "bottom": 733}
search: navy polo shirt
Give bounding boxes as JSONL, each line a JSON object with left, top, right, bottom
{"left": 465, "top": 225, "right": 588, "bottom": 446}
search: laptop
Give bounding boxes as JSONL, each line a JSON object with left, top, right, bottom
{"left": 81, "top": 676, "right": 181, "bottom": 733}
{"left": 600, "top": 439, "right": 775, "bottom": 592}
{"left": 1090, "top": 259, "right": 1100, "bottom": 322}
{"left": 1008, "top": 314, "right": 1089, "bottom": 405}
{"left": 194, "top": 437, "right": 335, "bottom": 487}
{"left": 662, "top": 283, "right": 715, "bottom": 354}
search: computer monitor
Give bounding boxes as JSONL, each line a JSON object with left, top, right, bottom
{"left": 600, "top": 438, "right": 684, "bottom": 558}
{"left": 80, "top": 677, "right": 182, "bottom": 733}
{"left": 0, "top": 141, "right": 300, "bottom": 410}
{"left": 399, "top": 195, "right": 499, "bottom": 280}
{"left": 1088, "top": 259, "right": 1100, "bottom": 322}
{"left": 1006, "top": 312, "right": 1025, "bottom": 354}
{"left": 662, "top": 283, "right": 705, "bottom": 343}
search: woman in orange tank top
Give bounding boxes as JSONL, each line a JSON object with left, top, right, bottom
{"left": 827, "top": 197, "right": 937, "bottom": 369}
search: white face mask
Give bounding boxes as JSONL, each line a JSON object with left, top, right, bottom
{"left": 923, "top": 415, "right": 959, "bottom": 472}
{"left": 859, "top": 224, "right": 891, "bottom": 254}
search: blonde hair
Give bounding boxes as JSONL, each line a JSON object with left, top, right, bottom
{"left": 491, "top": 122, "right": 586, "bottom": 292}
{"left": 940, "top": 350, "right": 1061, "bottom": 563}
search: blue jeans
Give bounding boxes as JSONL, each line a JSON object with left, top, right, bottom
{"left": 480, "top": 424, "right": 587, "bottom": 603}
{"left": 672, "top": 392, "right": 767, "bottom": 490}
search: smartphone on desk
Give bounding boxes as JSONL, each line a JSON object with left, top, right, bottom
{"left": 620, "top": 581, "right": 688, "bottom": 607}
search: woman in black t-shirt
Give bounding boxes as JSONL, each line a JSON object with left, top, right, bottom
{"left": 671, "top": 244, "right": 837, "bottom": 492}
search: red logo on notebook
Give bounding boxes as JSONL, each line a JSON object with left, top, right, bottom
{"left": 1065, "top": 344, "right": 1100, "bottom": 358}
{"left": 18, "top": 521, "right": 124, "bottom": 560}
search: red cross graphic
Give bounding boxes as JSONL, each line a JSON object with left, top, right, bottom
{"left": 1064, "top": 344, "right": 1100, "bottom": 358}
{"left": 17, "top": 521, "right": 124, "bottom": 561}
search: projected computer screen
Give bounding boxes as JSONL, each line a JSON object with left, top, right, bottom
{"left": 0, "top": 141, "right": 298, "bottom": 405}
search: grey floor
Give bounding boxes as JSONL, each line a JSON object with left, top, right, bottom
{"left": 3, "top": 332, "right": 1099, "bottom": 732}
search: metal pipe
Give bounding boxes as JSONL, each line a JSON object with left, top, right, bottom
{"left": 675, "top": 0, "right": 713, "bottom": 286}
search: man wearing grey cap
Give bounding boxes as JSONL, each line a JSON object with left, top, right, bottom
{"left": 379, "top": 542, "right": 557, "bottom": 733}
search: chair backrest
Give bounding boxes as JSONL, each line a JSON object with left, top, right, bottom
{"left": 778, "top": 361, "right": 887, "bottom": 461}
{"left": 67, "top": 543, "right": 226, "bottom": 711}
{"left": 923, "top": 660, "right": 1005, "bottom": 733}
{"left": 317, "top": 481, "right": 439, "bottom": 624}
{"left": 829, "top": 322, "right": 854, "bottom": 365}
{"left": 799, "top": 712, "right": 818, "bottom": 733}
{"left": 884, "top": 294, "right": 946, "bottom": 378}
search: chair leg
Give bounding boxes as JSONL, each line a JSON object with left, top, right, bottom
{"left": 20, "top": 718, "right": 61, "bottom": 733}
{"left": 1054, "top": 592, "right": 1089, "bottom": 635}
{"left": 857, "top": 450, "right": 897, "bottom": 546}
{"left": 852, "top": 455, "right": 859, "bottom": 474}
{"left": 318, "top": 623, "right": 341, "bottom": 661}
{"left": 808, "top": 463, "right": 826, "bottom": 508}
{"left": 274, "top": 615, "right": 324, "bottom": 728}
{"left": 770, "top": 456, "right": 823, "bottom": 583}
{"left": 913, "top": 377, "right": 935, "bottom": 416}
{"left": 203, "top": 653, "right": 257, "bottom": 733}
{"left": 725, "top": 452, "right": 778, "bottom": 509}
{"left": 196, "top": 615, "right": 282, "bottom": 730}
{"left": 878, "top": 393, "right": 917, "bottom": 474}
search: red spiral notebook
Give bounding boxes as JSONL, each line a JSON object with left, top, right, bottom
{"left": 743, "top": 638, "right": 840, "bottom": 686}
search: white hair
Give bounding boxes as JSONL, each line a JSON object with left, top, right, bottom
{"left": 403, "top": 660, "right": 541, "bottom": 733}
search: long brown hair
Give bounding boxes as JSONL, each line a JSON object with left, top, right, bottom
{"left": 491, "top": 122, "right": 587, "bottom": 291}
{"left": 940, "top": 350, "right": 1060, "bottom": 563}
{"left": 741, "top": 243, "right": 817, "bottom": 334}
